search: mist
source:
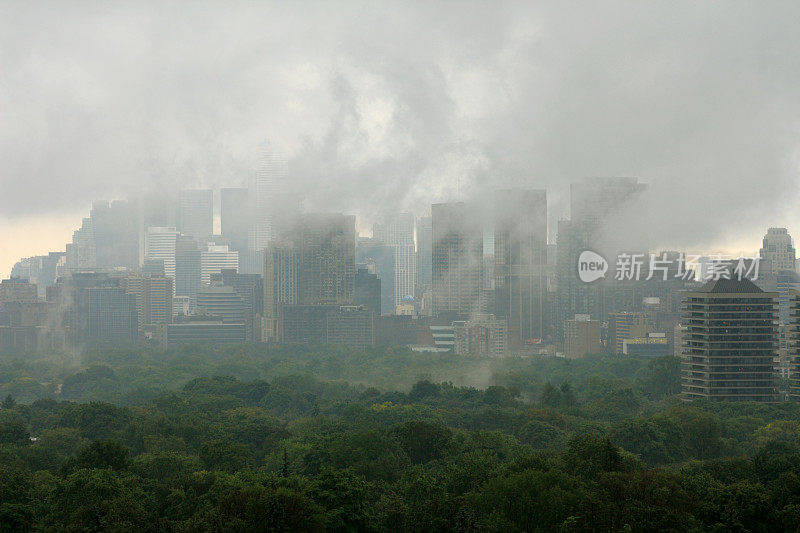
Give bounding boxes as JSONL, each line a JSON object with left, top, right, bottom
{"left": 3, "top": 1, "right": 800, "bottom": 277}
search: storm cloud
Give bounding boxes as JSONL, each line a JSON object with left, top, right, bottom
{"left": 2, "top": 0, "right": 800, "bottom": 272}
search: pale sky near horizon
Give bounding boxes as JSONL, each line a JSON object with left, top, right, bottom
{"left": 3, "top": 1, "right": 800, "bottom": 279}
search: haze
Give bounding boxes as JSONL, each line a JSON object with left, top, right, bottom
{"left": 3, "top": 1, "right": 800, "bottom": 277}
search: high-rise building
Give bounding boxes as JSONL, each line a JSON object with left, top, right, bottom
{"left": 355, "top": 267, "right": 381, "bottom": 316}
{"left": 177, "top": 189, "right": 213, "bottom": 244}
{"left": 66, "top": 217, "right": 96, "bottom": 271}
{"left": 64, "top": 272, "right": 138, "bottom": 346}
{"left": 564, "top": 315, "right": 602, "bottom": 359}
{"left": 11, "top": 252, "right": 66, "bottom": 298}
{"left": 760, "top": 228, "right": 796, "bottom": 275}
{"left": 609, "top": 312, "right": 651, "bottom": 354}
{"left": 197, "top": 284, "right": 246, "bottom": 325}
{"left": 249, "top": 146, "right": 293, "bottom": 251}
{"left": 144, "top": 227, "right": 179, "bottom": 280}
{"left": 416, "top": 216, "right": 432, "bottom": 297}
{"left": 682, "top": 278, "right": 777, "bottom": 402}
{"left": 121, "top": 273, "right": 173, "bottom": 333}
{"left": 200, "top": 243, "right": 239, "bottom": 286}
{"left": 453, "top": 314, "right": 507, "bottom": 357}
{"left": 66, "top": 201, "right": 139, "bottom": 272}
{"left": 431, "top": 203, "right": 483, "bottom": 317}
{"left": 374, "top": 212, "right": 417, "bottom": 311}
{"left": 210, "top": 269, "right": 263, "bottom": 342}
{"left": 136, "top": 192, "right": 177, "bottom": 266}
{"left": 175, "top": 236, "right": 202, "bottom": 310}
{"left": 263, "top": 242, "right": 298, "bottom": 341}
{"left": 493, "top": 189, "right": 548, "bottom": 347}
{"left": 221, "top": 188, "right": 249, "bottom": 253}
{"left": 326, "top": 305, "right": 375, "bottom": 350}
{"left": 294, "top": 213, "right": 355, "bottom": 305}
{"left": 167, "top": 318, "right": 246, "bottom": 347}
{"left": 356, "top": 238, "right": 395, "bottom": 315}
{"left": 90, "top": 200, "right": 140, "bottom": 271}
{"left": 570, "top": 177, "right": 648, "bottom": 231}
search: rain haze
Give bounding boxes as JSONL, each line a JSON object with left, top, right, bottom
{"left": 3, "top": 1, "right": 800, "bottom": 276}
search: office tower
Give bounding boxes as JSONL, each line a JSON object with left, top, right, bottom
{"left": 263, "top": 242, "right": 298, "bottom": 341}
{"left": 200, "top": 243, "right": 239, "bottom": 286}
{"left": 760, "top": 228, "right": 796, "bottom": 275}
{"left": 356, "top": 238, "right": 395, "bottom": 315}
{"left": 178, "top": 189, "right": 213, "bottom": 244}
{"left": 11, "top": 252, "right": 66, "bottom": 298}
{"left": 144, "top": 227, "right": 179, "bottom": 279}
{"left": 374, "top": 213, "right": 417, "bottom": 311}
{"left": 280, "top": 304, "right": 374, "bottom": 349}
{"left": 210, "top": 269, "right": 263, "bottom": 342}
{"left": 249, "top": 147, "right": 291, "bottom": 252}
{"left": 493, "top": 189, "right": 548, "bottom": 348}
{"left": 453, "top": 314, "right": 507, "bottom": 357}
{"left": 142, "top": 259, "right": 166, "bottom": 277}
{"left": 65, "top": 272, "right": 138, "bottom": 346}
{"left": 416, "top": 216, "right": 432, "bottom": 297}
{"left": 167, "top": 319, "right": 246, "bottom": 348}
{"left": 221, "top": 188, "right": 249, "bottom": 253}
{"left": 570, "top": 177, "right": 648, "bottom": 230}
{"left": 121, "top": 273, "right": 173, "bottom": 332}
{"left": 373, "top": 213, "right": 414, "bottom": 246}
{"left": 326, "top": 305, "right": 375, "bottom": 349}
{"left": 355, "top": 267, "right": 381, "bottom": 315}
{"left": 90, "top": 200, "right": 140, "bottom": 270}
{"left": 564, "top": 315, "right": 602, "bottom": 359}
{"left": 294, "top": 213, "right": 356, "bottom": 305}
{"left": 682, "top": 278, "right": 778, "bottom": 402}
{"left": 608, "top": 312, "right": 651, "bottom": 354}
{"left": 0, "top": 277, "right": 39, "bottom": 303}
{"left": 136, "top": 192, "right": 177, "bottom": 265}
{"left": 431, "top": 203, "right": 483, "bottom": 317}
{"left": 197, "top": 284, "right": 246, "bottom": 325}
{"left": 65, "top": 201, "right": 140, "bottom": 272}
{"left": 175, "top": 236, "right": 202, "bottom": 310}
{"left": 66, "top": 217, "right": 96, "bottom": 270}
{"left": 0, "top": 279, "right": 63, "bottom": 353}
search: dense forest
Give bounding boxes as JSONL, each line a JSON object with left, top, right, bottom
{"left": 1, "top": 345, "right": 800, "bottom": 531}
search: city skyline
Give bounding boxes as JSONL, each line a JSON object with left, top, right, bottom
{"left": 5, "top": 2, "right": 800, "bottom": 278}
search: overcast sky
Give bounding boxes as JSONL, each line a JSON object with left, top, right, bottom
{"left": 3, "top": 1, "right": 800, "bottom": 277}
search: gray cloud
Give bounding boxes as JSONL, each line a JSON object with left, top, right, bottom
{"left": 2, "top": 1, "right": 800, "bottom": 250}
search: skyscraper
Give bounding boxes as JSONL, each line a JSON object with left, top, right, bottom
{"left": 416, "top": 215, "right": 432, "bottom": 297}
{"left": 178, "top": 189, "right": 213, "bottom": 244}
{"left": 200, "top": 244, "right": 239, "bottom": 286}
{"left": 144, "top": 227, "right": 179, "bottom": 280}
{"left": 759, "top": 227, "right": 796, "bottom": 275}
{"left": 374, "top": 213, "right": 417, "bottom": 311}
{"left": 263, "top": 241, "right": 298, "bottom": 341}
{"left": 221, "top": 188, "right": 249, "bottom": 253}
{"left": 249, "top": 146, "right": 291, "bottom": 251}
{"left": 356, "top": 238, "right": 395, "bottom": 315}
{"left": 682, "top": 278, "right": 778, "bottom": 402}
{"left": 493, "top": 189, "right": 547, "bottom": 346}
{"left": 66, "top": 201, "right": 139, "bottom": 271}
{"left": 355, "top": 267, "right": 381, "bottom": 316}
{"left": 294, "top": 213, "right": 356, "bottom": 305}
{"left": 432, "top": 202, "right": 483, "bottom": 318}
{"left": 175, "top": 236, "right": 202, "bottom": 310}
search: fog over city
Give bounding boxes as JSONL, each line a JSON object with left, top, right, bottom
{"left": 3, "top": 1, "right": 800, "bottom": 276}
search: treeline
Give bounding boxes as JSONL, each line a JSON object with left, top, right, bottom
{"left": 2, "top": 367, "right": 800, "bottom": 530}
{"left": 0, "top": 344, "right": 673, "bottom": 407}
